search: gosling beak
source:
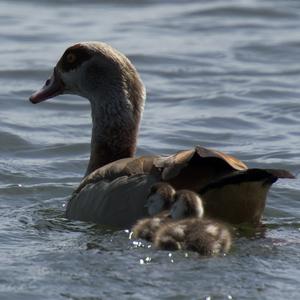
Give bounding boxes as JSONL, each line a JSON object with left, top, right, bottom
{"left": 29, "top": 68, "right": 64, "bottom": 104}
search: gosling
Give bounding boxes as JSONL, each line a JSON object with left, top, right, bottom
{"left": 154, "top": 190, "right": 232, "bottom": 256}
{"left": 131, "top": 182, "right": 176, "bottom": 241}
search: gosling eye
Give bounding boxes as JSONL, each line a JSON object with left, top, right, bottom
{"left": 66, "top": 53, "right": 77, "bottom": 64}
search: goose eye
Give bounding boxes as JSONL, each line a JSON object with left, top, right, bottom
{"left": 66, "top": 53, "right": 76, "bottom": 64}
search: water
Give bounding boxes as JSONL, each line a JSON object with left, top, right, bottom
{"left": 0, "top": 0, "right": 299, "bottom": 299}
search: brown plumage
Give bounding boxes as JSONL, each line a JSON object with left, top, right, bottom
{"left": 29, "top": 42, "right": 295, "bottom": 228}
{"left": 154, "top": 218, "right": 232, "bottom": 255}
{"left": 154, "top": 190, "right": 232, "bottom": 256}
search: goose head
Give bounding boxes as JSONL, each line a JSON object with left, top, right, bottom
{"left": 145, "top": 183, "right": 176, "bottom": 216}
{"left": 30, "top": 42, "right": 146, "bottom": 176}
{"left": 170, "top": 190, "right": 204, "bottom": 220}
{"left": 30, "top": 42, "right": 145, "bottom": 106}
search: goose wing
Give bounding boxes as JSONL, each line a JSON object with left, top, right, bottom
{"left": 199, "top": 168, "right": 295, "bottom": 224}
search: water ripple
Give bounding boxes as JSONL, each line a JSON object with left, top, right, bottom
{"left": 0, "top": 0, "right": 300, "bottom": 299}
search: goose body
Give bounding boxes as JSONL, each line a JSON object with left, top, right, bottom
{"left": 29, "top": 42, "right": 294, "bottom": 228}
{"left": 154, "top": 190, "right": 232, "bottom": 255}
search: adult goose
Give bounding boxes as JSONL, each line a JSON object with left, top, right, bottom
{"left": 29, "top": 42, "right": 294, "bottom": 228}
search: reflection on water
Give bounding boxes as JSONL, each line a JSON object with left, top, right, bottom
{"left": 0, "top": 0, "right": 300, "bottom": 299}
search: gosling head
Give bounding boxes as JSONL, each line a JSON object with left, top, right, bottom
{"left": 30, "top": 42, "right": 145, "bottom": 112}
{"left": 170, "top": 190, "right": 204, "bottom": 220}
{"left": 145, "top": 183, "right": 176, "bottom": 216}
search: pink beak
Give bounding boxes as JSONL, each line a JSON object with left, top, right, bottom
{"left": 29, "top": 68, "right": 64, "bottom": 104}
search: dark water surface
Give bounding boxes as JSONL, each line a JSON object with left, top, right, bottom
{"left": 0, "top": 0, "right": 300, "bottom": 299}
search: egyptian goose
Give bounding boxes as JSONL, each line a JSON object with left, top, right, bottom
{"left": 154, "top": 190, "right": 232, "bottom": 255}
{"left": 29, "top": 42, "right": 294, "bottom": 228}
{"left": 131, "top": 183, "right": 175, "bottom": 241}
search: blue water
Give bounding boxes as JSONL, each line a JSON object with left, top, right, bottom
{"left": 0, "top": 0, "right": 299, "bottom": 299}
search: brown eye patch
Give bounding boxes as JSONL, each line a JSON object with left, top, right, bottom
{"left": 59, "top": 44, "right": 93, "bottom": 72}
